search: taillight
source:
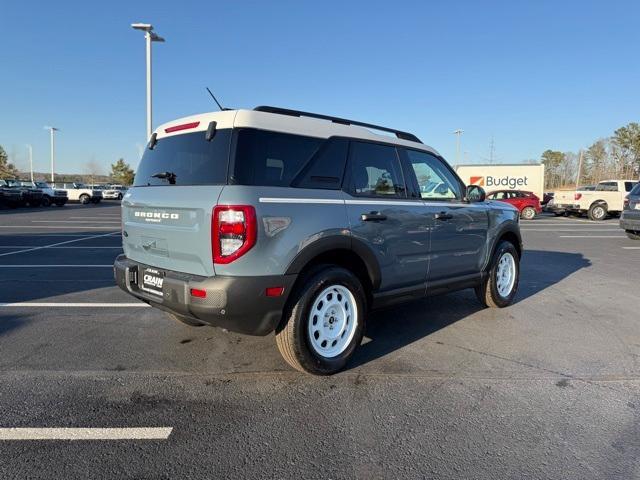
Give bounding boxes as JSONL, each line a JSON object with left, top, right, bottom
{"left": 212, "top": 205, "right": 257, "bottom": 264}
{"left": 574, "top": 193, "right": 582, "bottom": 200}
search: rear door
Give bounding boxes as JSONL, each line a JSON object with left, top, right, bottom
{"left": 343, "top": 141, "right": 430, "bottom": 293}
{"left": 122, "top": 128, "right": 232, "bottom": 277}
{"left": 400, "top": 148, "right": 489, "bottom": 286}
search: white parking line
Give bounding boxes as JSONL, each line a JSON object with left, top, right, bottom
{"left": 0, "top": 246, "right": 121, "bottom": 249}
{"left": 31, "top": 220, "right": 121, "bottom": 224}
{"left": 622, "top": 247, "right": 640, "bottom": 250}
{"left": 558, "top": 235, "right": 626, "bottom": 238}
{"left": 0, "top": 265, "right": 113, "bottom": 268}
{"left": 0, "top": 427, "right": 172, "bottom": 441}
{"left": 0, "top": 232, "right": 118, "bottom": 258}
{"left": 0, "top": 302, "right": 149, "bottom": 307}
{"left": 0, "top": 226, "right": 119, "bottom": 230}
{"left": 521, "top": 229, "right": 620, "bottom": 232}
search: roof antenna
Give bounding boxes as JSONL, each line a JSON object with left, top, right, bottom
{"left": 206, "top": 87, "right": 226, "bottom": 111}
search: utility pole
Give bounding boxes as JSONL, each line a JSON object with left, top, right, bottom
{"left": 131, "top": 23, "right": 165, "bottom": 140}
{"left": 453, "top": 129, "right": 463, "bottom": 165}
{"left": 26, "top": 144, "right": 33, "bottom": 182}
{"left": 576, "top": 149, "right": 584, "bottom": 188}
{"left": 44, "top": 126, "right": 59, "bottom": 183}
{"left": 488, "top": 136, "right": 496, "bottom": 163}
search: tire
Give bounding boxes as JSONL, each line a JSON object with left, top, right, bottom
{"left": 521, "top": 206, "right": 536, "bottom": 220}
{"left": 167, "top": 312, "right": 206, "bottom": 327}
{"left": 626, "top": 230, "right": 640, "bottom": 240}
{"left": 79, "top": 194, "right": 90, "bottom": 205}
{"left": 275, "top": 266, "right": 366, "bottom": 375}
{"left": 117, "top": 193, "right": 123, "bottom": 200}
{"left": 475, "top": 241, "right": 520, "bottom": 308}
{"left": 588, "top": 203, "right": 607, "bottom": 221}
{"left": 41, "top": 195, "right": 51, "bottom": 207}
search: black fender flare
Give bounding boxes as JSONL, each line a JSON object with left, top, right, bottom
{"left": 482, "top": 221, "right": 522, "bottom": 272}
{"left": 285, "top": 235, "right": 382, "bottom": 290}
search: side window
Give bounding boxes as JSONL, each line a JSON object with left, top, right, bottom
{"left": 346, "top": 142, "right": 406, "bottom": 198}
{"left": 293, "top": 138, "right": 348, "bottom": 190}
{"left": 596, "top": 182, "right": 618, "bottom": 192}
{"left": 402, "top": 149, "right": 462, "bottom": 200}
{"left": 233, "top": 129, "right": 322, "bottom": 187}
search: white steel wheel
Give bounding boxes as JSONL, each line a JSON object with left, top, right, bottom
{"left": 307, "top": 284, "right": 358, "bottom": 358}
{"left": 495, "top": 252, "right": 516, "bottom": 298}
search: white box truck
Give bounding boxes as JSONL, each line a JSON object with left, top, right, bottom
{"left": 455, "top": 163, "right": 545, "bottom": 200}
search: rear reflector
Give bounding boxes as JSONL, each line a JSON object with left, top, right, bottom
{"left": 266, "top": 286, "right": 285, "bottom": 297}
{"left": 165, "top": 121, "right": 200, "bottom": 133}
{"left": 190, "top": 288, "right": 207, "bottom": 298}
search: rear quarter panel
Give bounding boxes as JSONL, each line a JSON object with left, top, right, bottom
{"left": 215, "top": 186, "right": 350, "bottom": 277}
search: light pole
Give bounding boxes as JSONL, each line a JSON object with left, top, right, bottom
{"left": 453, "top": 129, "right": 464, "bottom": 165}
{"left": 131, "top": 23, "right": 165, "bottom": 140}
{"left": 44, "top": 126, "right": 59, "bottom": 183}
{"left": 26, "top": 144, "right": 33, "bottom": 182}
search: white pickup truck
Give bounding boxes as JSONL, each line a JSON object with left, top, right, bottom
{"left": 52, "top": 182, "right": 102, "bottom": 204}
{"left": 551, "top": 180, "right": 638, "bottom": 220}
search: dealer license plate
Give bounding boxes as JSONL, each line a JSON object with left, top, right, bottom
{"left": 140, "top": 268, "right": 164, "bottom": 296}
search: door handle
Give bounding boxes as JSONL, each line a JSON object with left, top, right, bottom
{"left": 361, "top": 212, "right": 387, "bottom": 221}
{"left": 434, "top": 212, "right": 453, "bottom": 221}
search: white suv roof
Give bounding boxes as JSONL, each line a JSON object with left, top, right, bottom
{"left": 155, "top": 107, "right": 440, "bottom": 157}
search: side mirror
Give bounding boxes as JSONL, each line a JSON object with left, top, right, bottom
{"left": 465, "top": 184, "right": 486, "bottom": 202}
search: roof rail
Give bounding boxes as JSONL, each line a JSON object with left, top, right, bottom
{"left": 253, "top": 106, "right": 422, "bottom": 144}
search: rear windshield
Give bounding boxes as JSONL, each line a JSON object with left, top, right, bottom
{"left": 134, "top": 130, "right": 231, "bottom": 187}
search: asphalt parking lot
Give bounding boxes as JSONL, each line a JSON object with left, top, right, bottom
{"left": 0, "top": 203, "right": 638, "bottom": 479}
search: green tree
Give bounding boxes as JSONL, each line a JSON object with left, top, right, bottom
{"left": 612, "top": 122, "right": 640, "bottom": 178}
{"left": 110, "top": 158, "right": 135, "bottom": 185}
{"left": 584, "top": 139, "right": 608, "bottom": 183}
{"left": 0, "top": 145, "right": 19, "bottom": 180}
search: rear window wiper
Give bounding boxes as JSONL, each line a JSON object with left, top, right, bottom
{"left": 151, "top": 171, "right": 177, "bottom": 185}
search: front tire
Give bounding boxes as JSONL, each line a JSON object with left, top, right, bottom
{"left": 475, "top": 241, "right": 520, "bottom": 308}
{"left": 626, "top": 230, "right": 640, "bottom": 240}
{"left": 41, "top": 196, "right": 51, "bottom": 207}
{"left": 79, "top": 194, "right": 90, "bottom": 205}
{"left": 275, "top": 266, "right": 366, "bottom": 375}
{"left": 588, "top": 203, "right": 607, "bottom": 221}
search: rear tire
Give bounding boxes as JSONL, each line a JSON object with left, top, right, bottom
{"left": 475, "top": 241, "right": 520, "bottom": 308}
{"left": 79, "top": 194, "right": 90, "bottom": 205}
{"left": 521, "top": 206, "right": 536, "bottom": 220}
{"left": 588, "top": 203, "right": 607, "bottom": 221}
{"left": 626, "top": 230, "right": 640, "bottom": 240}
{"left": 275, "top": 266, "right": 366, "bottom": 375}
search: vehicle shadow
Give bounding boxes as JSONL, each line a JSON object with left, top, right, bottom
{"left": 348, "top": 249, "right": 591, "bottom": 370}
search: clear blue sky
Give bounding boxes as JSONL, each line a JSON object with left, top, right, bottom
{"left": 1, "top": 0, "right": 638, "bottom": 175}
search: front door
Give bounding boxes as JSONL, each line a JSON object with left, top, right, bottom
{"left": 399, "top": 148, "right": 489, "bottom": 286}
{"left": 343, "top": 141, "right": 430, "bottom": 293}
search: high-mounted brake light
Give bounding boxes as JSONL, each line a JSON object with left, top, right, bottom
{"left": 212, "top": 205, "right": 257, "bottom": 264}
{"left": 574, "top": 193, "right": 582, "bottom": 200}
{"left": 164, "top": 121, "right": 200, "bottom": 133}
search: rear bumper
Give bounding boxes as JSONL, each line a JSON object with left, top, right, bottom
{"left": 114, "top": 255, "right": 296, "bottom": 336}
{"left": 620, "top": 211, "right": 640, "bottom": 231}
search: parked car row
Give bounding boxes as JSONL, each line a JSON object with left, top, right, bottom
{"left": 548, "top": 179, "right": 638, "bottom": 220}
{"left": 0, "top": 179, "right": 129, "bottom": 209}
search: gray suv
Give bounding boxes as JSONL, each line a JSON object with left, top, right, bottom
{"left": 114, "top": 106, "right": 522, "bottom": 375}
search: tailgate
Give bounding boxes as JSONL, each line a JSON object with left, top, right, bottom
{"left": 122, "top": 186, "right": 223, "bottom": 277}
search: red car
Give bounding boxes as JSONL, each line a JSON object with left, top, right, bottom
{"left": 486, "top": 190, "right": 542, "bottom": 220}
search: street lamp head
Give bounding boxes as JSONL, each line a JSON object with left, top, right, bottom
{"left": 44, "top": 126, "right": 60, "bottom": 131}
{"left": 131, "top": 23, "right": 153, "bottom": 32}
